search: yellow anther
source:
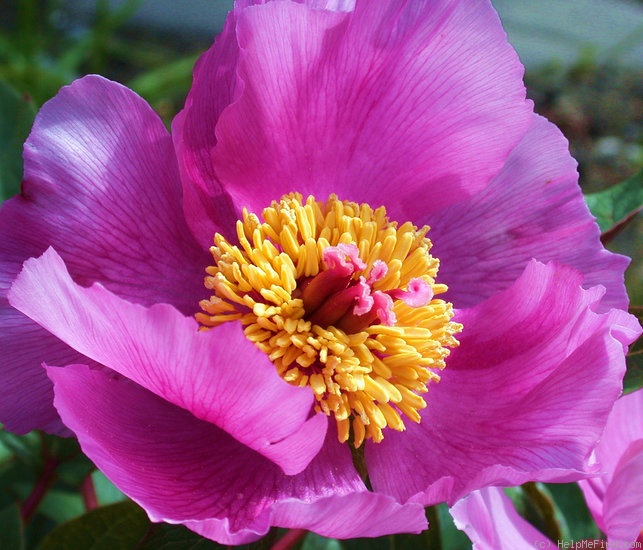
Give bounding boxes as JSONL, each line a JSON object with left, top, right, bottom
{"left": 198, "top": 193, "right": 462, "bottom": 447}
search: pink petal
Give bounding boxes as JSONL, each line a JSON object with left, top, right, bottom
{"left": 602, "top": 441, "right": 643, "bottom": 544}
{"left": 450, "top": 487, "right": 554, "bottom": 550}
{"left": 171, "top": 12, "right": 242, "bottom": 247}
{"left": 579, "top": 390, "right": 643, "bottom": 543}
{"left": 188, "top": 491, "right": 428, "bottom": 544}
{"left": 366, "top": 260, "right": 641, "bottom": 505}
{"left": 0, "top": 75, "right": 209, "bottom": 432}
{"left": 10, "top": 248, "right": 326, "bottom": 475}
{"left": 4, "top": 74, "right": 207, "bottom": 313}
{"left": 0, "top": 306, "right": 74, "bottom": 435}
{"left": 181, "top": 0, "right": 531, "bottom": 219}
{"left": 585, "top": 390, "right": 643, "bottom": 487}
{"left": 49, "top": 364, "right": 426, "bottom": 543}
{"left": 427, "top": 114, "right": 630, "bottom": 311}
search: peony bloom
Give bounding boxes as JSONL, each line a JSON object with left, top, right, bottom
{"left": 579, "top": 389, "right": 643, "bottom": 545}
{"left": 0, "top": 0, "right": 640, "bottom": 544}
{"left": 450, "top": 390, "right": 643, "bottom": 548}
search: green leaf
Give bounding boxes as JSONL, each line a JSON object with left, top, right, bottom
{"left": 0, "top": 448, "right": 38, "bottom": 508}
{"left": 623, "top": 307, "right": 643, "bottom": 395}
{"left": 37, "top": 501, "right": 227, "bottom": 550}
{"left": 436, "top": 503, "right": 471, "bottom": 550}
{"left": 91, "top": 471, "right": 127, "bottom": 506}
{"left": 136, "top": 523, "right": 225, "bottom": 549}
{"left": 301, "top": 533, "right": 344, "bottom": 550}
{"left": 519, "top": 483, "right": 563, "bottom": 542}
{"left": 128, "top": 54, "right": 198, "bottom": 103}
{"left": 584, "top": 170, "right": 643, "bottom": 234}
{"left": 624, "top": 347, "right": 643, "bottom": 394}
{"left": 0, "top": 80, "right": 36, "bottom": 202}
{"left": 38, "top": 490, "right": 84, "bottom": 524}
{"left": 0, "top": 504, "right": 24, "bottom": 550}
{"left": 38, "top": 501, "right": 150, "bottom": 550}
{"left": 0, "top": 430, "right": 43, "bottom": 468}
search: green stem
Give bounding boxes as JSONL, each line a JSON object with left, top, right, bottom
{"left": 522, "top": 482, "right": 562, "bottom": 542}
{"left": 425, "top": 505, "right": 442, "bottom": 549}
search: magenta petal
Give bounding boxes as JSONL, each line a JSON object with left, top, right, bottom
{"left": 188, "top": 490, "right": 427, "bottom": 543}
{"left": 9, "top": 248, "right": 326, "bottom": 474}
{"left": 49, "top": 364, "right": 426, "bottom": 543}
{"left": 0, "top": 74, "right": 208, "bottom": 433}
{"left": 172, "top": 12, "right": 241, "bottom": 247}
{"left": 1, "top": 74, "right": 207, "bottom": 313}
{"left": 0, "top": 307, "right": 74, "bottom": 435}
{"left": 602, "top": 442, "right": 643, "bottom": 544}
{"left": 427, "top": 114, "right": 630, "bottom": 311}
{"left": 579, "top": 390, "right": 643, "bottom": 543}
{"left": 450, "top": 487, "right": 554, "bottom": 550}
{"left": 182, "top": 0, "right": 531, "bottom": 218}
{"left": 366, "top": 260, "right": 641, "bottom": 505}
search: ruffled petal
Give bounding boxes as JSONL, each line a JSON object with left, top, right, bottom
{"left": 579, "top": 390, "right": 643, "bottom": 543}
{"left": 0, "top": 75, "right": 209, "bottom": 432}
{"left": 427, "top": 114, "right": 630, "bottom": 311}
{"left": 180, "top": 0, "right": 531, "bottom": 220}
{"left": 602, "top": 441, "right": 643, "bottom": 544}
{"left": 172, "top": 13, "right": 242, "bottom": 246}
{"left": 366, "top": 260, "right": 641, "bottom": 505}
{"left": 449, "top": 487, "right": 554, "bottom": 550}
{"left": 585, "top": 390, "right": 643, "bottom": 487}
{"left": 49, "top": 364, "right": 426, "bottom": 543}
{"left": 189, "top": 489, "right": 427, "bottom": 544}
{"left": 2, "top": 74, "right": 207, "bottom": 312}
{"left": 10, "top": 248, "right": 326, "bottom": 474}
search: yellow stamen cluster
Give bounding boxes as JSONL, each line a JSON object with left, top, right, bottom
{"left": 197, "top": 193, "right": 462, "bottom": 447}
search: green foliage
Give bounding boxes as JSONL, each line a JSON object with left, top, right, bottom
{"left": 135, "top": 522, "right": 226, "bottom": 550}
{"left": 0, "top": 504, "right": 24, "bottom": 550}
{"left": 301, "top": 533, "right": 344, "bottom": 550}
{"left": 38, "top": 501, "right": 227, "bottom": 550}
{"left": 624, "top": 311, "right": 643, "bottom": 395}
{"left": 38, "top": 501, "right": 150, "bottom": 550}
{"left": 545, "top": 484, "right": 600, "bottom": 542}
{"left": 91, "top": 471, "right": 127, "bottom": 506}
{"left": 128, "top": 54, "right": 199, "bottom": 107}
{"left": 584, "top": 170, "right": 643, "bottom": 235}
{"left": 0, "top": 80, "right": 35, "bottom": 201}
{"left": 0, "top": 0, "right": 144, "bottom": 105}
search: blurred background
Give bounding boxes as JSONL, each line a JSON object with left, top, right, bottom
{"left": 0, "top": 0, "right": 641, "bottom": 295}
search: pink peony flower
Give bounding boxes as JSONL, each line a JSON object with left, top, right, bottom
{"left": 451, "top": 390, "right": 643, "bottom": 548}
{"left": 0, "top": 0, "right": 640, "bottom": 544}
{"left": 579, "top": 390, "right": 643, "bottom": 545}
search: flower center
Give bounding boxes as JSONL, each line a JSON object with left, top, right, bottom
{"left": 196, "top": 194, "right": 462, "bottom": 447}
